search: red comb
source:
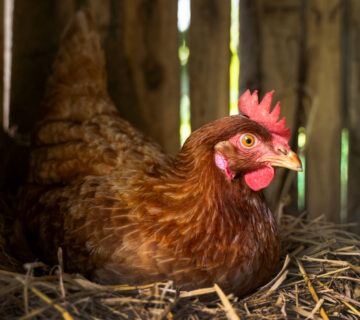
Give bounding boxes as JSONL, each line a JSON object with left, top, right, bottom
{"left": 238, "top": 90, "right": 291, "bottom": 142}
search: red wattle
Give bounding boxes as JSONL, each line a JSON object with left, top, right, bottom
{"left": 244, "top": 166, "right": 275, "bottom": 191}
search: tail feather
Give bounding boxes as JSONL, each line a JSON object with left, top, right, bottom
{"left": 40, "top": 8, "right": 116, "bottom": 122}
{"left": 29, "top": 9, "right": 119, "bottom": 185}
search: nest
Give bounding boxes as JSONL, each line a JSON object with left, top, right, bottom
{"left": 1, "top": 207, "right": 360, "bottom": 319}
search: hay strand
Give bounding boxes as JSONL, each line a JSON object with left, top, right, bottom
{"left": 295, "top": 258, "right": 329, "bottom": 320}
{"left": 214, "top": 283, "right": 240, "bottom": 320}
{"left": 316, "top": 280, "right": 360, "bottom": 317}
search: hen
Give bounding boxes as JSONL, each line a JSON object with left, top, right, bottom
{"left": 16, "top": 10, "right": 302, "bottom": 296}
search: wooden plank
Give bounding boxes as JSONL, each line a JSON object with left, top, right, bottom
{"left": 304, "top": 0, "right": 342, "bottom": 222}
{"left": 189, "top": 0, "right": 231, "bottom": 131}
{"left": 239, "top": 0, "right": 261, "bottom": 94}
{"left": 255, "top": 0, "right": 303, "bottom": 213}
{"left": 0, "top": 0, "right": 3, "bottom": 128}
{"left": 105, "top": 0, "right": 180, "bottom": 154}
{"left": 0, "top": 0, "right": 30, "bottom": 194}
{"left": 10, "top": 0, "right": 75, "bottom": 135}
{"left": 2, "top": 1, "right": 77, "bottom": 193}
{"left": 347, "top": 0, "right": 360, "bottom": 234}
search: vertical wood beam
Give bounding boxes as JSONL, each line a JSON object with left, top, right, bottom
{"left": 189, "top": 0, "right": 230, "bottom": 131}
{"left": 304, "top": 0, "right": 342, "bottom": 222}
{"left": 0, "top": 0, "right": 3, "bottom": 128}
{"left": 239, "top": 0, "right": 261, "bottom": 94}
{"left": 347, "top": 0, "right": 360, "bottom": 234}
{"left": 106, "top": 0, "right": 180, "bottom": 154}
{"left": 256, "top": 0, "right": 303, "bottom": 213}
{"left": 10, "top": 0, "right": 75, "bottom": 134}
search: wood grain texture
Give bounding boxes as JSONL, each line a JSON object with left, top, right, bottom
{"left": 239, "top": 0, "right": 261, "bottom": 94}
{"left": 304, "top": 0, "right": 342, "bottom": 222}
{"left": 347, "top": 0, "right": 360, "bottom": 234}
{"left": 0, "top": 0, "right": 29, "bottom": 194}
{"left": 10, "top": 0, "right": 76, "bottom": 134}
{"left": 0, "top": 0, "right": 3, "bottom": 127}
{"left": 256, "top": 0, "right": 303, "bottom": 213}
{"left": 104, "top": 0, "right": 180, "bottom": 155}
{"left": 189, "top": 0, "right": 231, "bottom": 131}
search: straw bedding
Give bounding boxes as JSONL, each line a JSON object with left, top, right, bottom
{"left": 0, "top": 197, "right": 359, "bottom": 319}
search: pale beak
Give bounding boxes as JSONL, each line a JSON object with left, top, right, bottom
{"left": 260, "top": 150, "right": 303, "bottom": 172}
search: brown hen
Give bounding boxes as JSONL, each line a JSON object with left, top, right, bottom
{"left": 16, "top": 10, "right": 302, "bottom": 296}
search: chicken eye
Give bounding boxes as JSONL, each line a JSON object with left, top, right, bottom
{"left": 240, "top": 134, "right": 256, "bottom": 148}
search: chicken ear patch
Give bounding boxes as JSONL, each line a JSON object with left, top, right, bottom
{"left": 244, "top": 166, "right": 274, "bottom": 191}
{"left": 215, "top": 153, "right": 235, "bottom": 180}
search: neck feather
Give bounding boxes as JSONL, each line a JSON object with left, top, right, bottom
{"left": 140, "top": 144, "right": 277, "bottom": 267}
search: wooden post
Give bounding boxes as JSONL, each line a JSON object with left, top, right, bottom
{"left": 105, "top": 0, "right": 180, "bottom": 155}
{"left": 347, "top": 0, "right": 360, "bottom": 233}
{"left": 255, "top": 0, "right": 303, "bottom": 213}
{"left": 189, "top": 0, "right": 231, "bottom": 131}
{"left": 304, "top": 0, "right": 342, "bottom": 222}
{"left": 239, "top": 0, "right": 261, "bottom": 93}
{"left": 0, "top": 0, "right": 3, "bottom": 128}
{"left": 10, "top": 0, "right": 75, "bottom": 134}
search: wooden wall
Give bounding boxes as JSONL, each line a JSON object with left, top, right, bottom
{"left": 189, "top": 0, "right": 230, "bottom": 130}
{"left": 241, "top": 0, "right": 360, "bottom": 233}
{"left": 4, "top": 0, "right": 233, "bottom": 154}
{"left": 0, "top": 0, "right": 359, "bottom": 232}
{"left": 0, "top": 0, "right": 3, "bottom": 128}
{"left": 9, "top": 0, "right": 180, "bottom": 154}
{"left": 347, "top": 0, "right": 360, "bottom": 233}
{"left": 241, "top": 0, "right": 303, "bottom": 213}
